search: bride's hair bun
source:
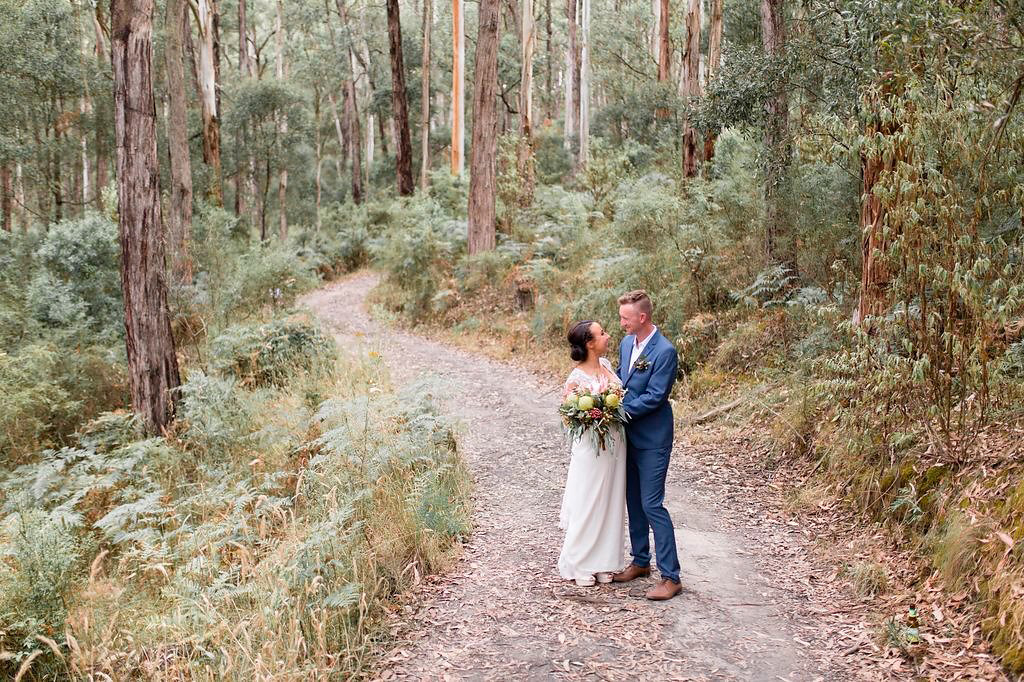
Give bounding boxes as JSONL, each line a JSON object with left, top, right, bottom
{"left": 567, "top": 320, "right": 595, "bottom": 362}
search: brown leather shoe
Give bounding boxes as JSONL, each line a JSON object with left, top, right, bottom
{"left": 611, "top": 564, "right": 651, "bottom": 583}
{"left": 646, "top": 579, "right": 682, "bottom": 601}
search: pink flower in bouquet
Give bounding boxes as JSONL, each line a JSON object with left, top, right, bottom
{"left": 588, "top": 408, "right": 603, "bottom": 419}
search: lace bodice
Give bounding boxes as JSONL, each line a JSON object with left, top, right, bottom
{"left": 564, "top": 357, "right": 621, "bottom": 393}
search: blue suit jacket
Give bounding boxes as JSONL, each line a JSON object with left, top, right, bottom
{"left": 617, "top": 330, "right": 678, "bottom": 451}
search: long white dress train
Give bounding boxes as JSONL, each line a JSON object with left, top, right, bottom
{"left": 558, "top": 357, "right": 627, "bottom": 581}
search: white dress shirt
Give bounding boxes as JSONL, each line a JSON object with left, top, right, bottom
{"left": 629, "top": 325, "right": 658, "bottom": 371}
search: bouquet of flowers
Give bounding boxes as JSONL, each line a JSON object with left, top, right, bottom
{"left": 558, "top": 382, "right": 629, "bottom": 452}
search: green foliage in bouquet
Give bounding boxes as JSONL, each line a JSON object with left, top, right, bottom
{"left": 558, "top": 384, "right": 629, "bottom": 452}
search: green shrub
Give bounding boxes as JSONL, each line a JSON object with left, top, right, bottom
{"left": 314, "top": 202, "right": 374, "bottom": 274}
{"left": 26, "top": 214, "right": 122, "bottom": 342}
{"left": 209, "top": 244, "right": 319, "bottom": 327}
{"left": 0, "top": 342, "right": 127, "bottom": 460}
{"left": 0, "top": 507, "right": 84, "bottom": 674}
{"left": 579, "top": 138, "right": 633, "bottom": 219}
{"left": 211, "top": 319, "right": 336, "bottom": 388}
{"left": 370, "top": 198, "right": 464, "bottom": 321}
{"left": 177, "top": 372, "right": 259, "bottom": 457}
{"left": 533, "top": 126, "right": 574, "bottom": 185}
{"left": 427, "top": 169, "right": 469, "bottom": 218}
{"left": 454, "top": 246, "right": 523, "bottom": 298}
{"left": 676, "top": 314, "right": 719, "bottom": 374}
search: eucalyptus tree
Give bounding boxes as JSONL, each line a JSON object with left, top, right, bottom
{"left": 468, "top": 0, "right": 500, "bottom": 253}
{"left": 703, "top": 0, "right": 724, "bottom": 166}
{"left": 111, "top": 0, "right": 182, "bottom": 432}
{"left": 420, "top": 0, "right": 432, "bottom": 189}
{"left": 165, "top": 0, "right": 194, "bottom": 284}
{"left": 386, "top": 0, "right": 415, "bottom": 195}
{"left": 194, "top": 0, "right": 224, "bottom": 206}
{"left": 452, "top": 0, "right": 465, "bottom": 174}
{"left": 681, "top": 0, "right": 700, "bottom": 177}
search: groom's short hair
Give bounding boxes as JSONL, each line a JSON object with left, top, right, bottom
{"left": 618, "top": 290, "right": 653, "bottom": 318}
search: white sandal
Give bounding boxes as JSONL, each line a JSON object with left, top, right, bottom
{"left": 574, "top": 576, "right": 596, "bottom": 587}
{"left": 595, "top": 572, "right": 614, "bottom": 584}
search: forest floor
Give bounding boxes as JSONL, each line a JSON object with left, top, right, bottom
{"left": 304, "top": 272, "right": 931, "bottom": 681}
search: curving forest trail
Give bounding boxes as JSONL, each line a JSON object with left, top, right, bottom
{"left": 305, "top": 272, "right": 882, "bottom": 681}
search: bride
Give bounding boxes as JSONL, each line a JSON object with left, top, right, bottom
{"left": 558, "top": 320, "right": 627, "bottom": 586}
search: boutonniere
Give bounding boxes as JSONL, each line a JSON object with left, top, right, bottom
{"left": 633, "top": 355, "right": 651, "bottom": 372}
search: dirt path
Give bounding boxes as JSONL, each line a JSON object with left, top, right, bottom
{"left": 304, "top": 272, "right": 881, "bottom": 681}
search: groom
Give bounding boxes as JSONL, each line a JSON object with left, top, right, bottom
{"left": 613, "top": 290, "right": 682, "bottom": 601}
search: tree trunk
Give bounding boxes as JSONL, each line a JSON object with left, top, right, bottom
{"left": 703, "top": 0, "right": 723, "bottom": 168}
{"left": 651, "top": 0, "right": 660, "bottom": 66}
{"left": 578, "top": 0, "right": 590, "bottom": 167}
{"left": 564, "top": 0, "right": 579, "bottom": 152}
{"left": 110, "top": 0, "right": 182, "bottom": 434}
{"left": 452, "top": 0, "right": 466, "bottom": 174}
{"left": 14, "top": 161, "right": 27, "bottom": 231}
{"left": 657, "top": 0, "right": 670, "bottom": 82}
{"left": 346, "top": 75, "right": 364, "bottom": 203}
{"left": 314, "top": 87, "right": 323, "bottom": 231}
{"left": 653, "top": 0, "right": 669, "bottom": 119}
{"left": 467, "top": 0, "right": 500, "bottom": 254}
{"left": 328, "top": 91, "right": 348, "bottom": 181}
{"left": 236, "top": 0, "right": 252, "bottom": 220}
{"left": 238, "top": 0, "right": 251, "bottom": 75}
{"left": 196, "top": 0, "right": 223, "bottom": 206}
{"left": 94, "top": 4, "right": 110, "bottom": 211}
{"left": 165, "top": 0, "right": 193, "bottom": 284}
{"left": 544, "top": 0, "right": 553, "bottom": 122}
{"left": 760, "top": 0, "right": 795, "bottom": 273}
{"left": 681, "top": 0, "right": 701, "bottom": 178}
{"left": 1, "top": 164, "right": 11, "bottom": 231}
{"left": 420, "top": 0, "right": 433, "bottom": 190}
{"left": 275, "top": 0, "right": 288, "bottom": 239}
{"left": 386, "top": 0, "right": 415, "bottom": 196}
{"left": 504, "top": 0, "right": 522, "bottom": 43}
{"left": 52, "top": 111, "right": 64, "bottom": 222}
{"left": 517, "top": 0, "right": 536, "bottom": 201}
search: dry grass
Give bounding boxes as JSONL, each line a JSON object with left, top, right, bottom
{"left": 785, "top": 483, "right": 831, "bottom": 514}
{"left": 1, "top": 345, "right": 470, "bottom": 681}
{"left": 846, "top": 560, "right": 890, "bottom": 598}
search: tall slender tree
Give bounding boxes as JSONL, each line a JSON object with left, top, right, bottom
{"left": 760, "top": 0, "right": 795, "bottom": 273}
{"left": 110, "top": 0, "right": 182, "bottom": 433}
{"left": 165, "top": 0, "right": 193, "bottom": 284}
{"left": 195, "top": 0, "right": 223, "bottom": 205}
{"left": 467, "top": 0, "right": 500, "bottom": 253}
{"left": 656, "top": 0, "right": 669, "bottom": 82}
{"left": 564, "top": 0, "right": 579, "bottom": 152}
{"left": 420, "top": 0, "right": 432, "bottom": 190}
{"left": 336, "top": 0, "right": 366, "bottom": 202}
{"left": 1, "top": 165, "right": 11, "bottom": 231}
{"left": 93, "top": 4, "right": 111, "bottom": 210}
{"left": 681, "top": 0, "right": 701, "bottom": 177}
{"left": 517, "top": 0, "right": 536, "bottom": 199}
{"left": 654, "top": 0, "right": 669, "bottom": 119}
{"left": 346, "top": 77, "right": 364, "bottom": 203}
{"left": 578, "top": 0, "right": 590, "bottom": 166}
{"left": 703, "top": 0, "right": 724, "bottom": 168}
{"left": 275, "top": 0, "right": 289, "bottom": 238}
{"left": 386, "top": 0, "right": 415, "bottom": 195}
{"left": 236, "top": 0, "right": 251, "bottom": 219}
{"left": 452, "top": 0, "right": 465, "bottom": 174}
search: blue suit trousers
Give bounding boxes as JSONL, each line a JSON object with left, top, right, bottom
{"left": 624, "top": 442, "right": 680, "bottom": 583}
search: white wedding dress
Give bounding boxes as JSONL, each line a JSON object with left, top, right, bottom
{"left": 558, "top": 356, "right": 627, "bottom": 581}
